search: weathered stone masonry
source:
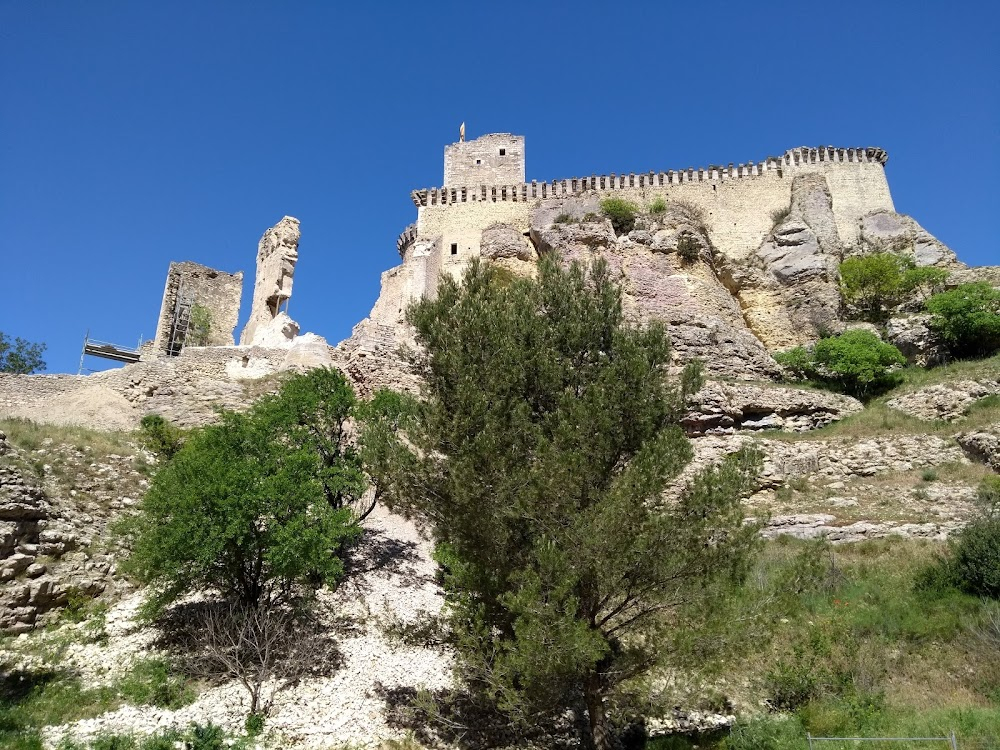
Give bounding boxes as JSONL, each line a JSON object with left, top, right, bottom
{"left": 151, "top": 261, "right": 243, "bottom": 354}
{"left": 399, "top": 144, "right": 894, "bottom": 300}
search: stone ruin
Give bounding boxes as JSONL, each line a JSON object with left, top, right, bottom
{"left": 151, "top": 261, "right": 243, "bottom": 355}
{"left": 240, "top": 215, "right": 301, "bottom": 346}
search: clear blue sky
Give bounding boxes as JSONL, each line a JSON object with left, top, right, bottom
{"left": 2, "top": 1, "right": 997, "bottom": 374}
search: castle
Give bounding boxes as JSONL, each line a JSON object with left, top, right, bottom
{"left": 395, "top": 132, "right": 895, "bottom": 302}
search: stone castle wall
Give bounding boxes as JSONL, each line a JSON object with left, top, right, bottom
{"left": 152, "top": 262, "right": 243, "bottom": 353}
{"left": 401, "top": 147, "right": 894, "bottom": 295}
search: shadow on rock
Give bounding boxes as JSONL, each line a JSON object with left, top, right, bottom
{"left": 377, "top": 684, "right": 581, "bottom": 750}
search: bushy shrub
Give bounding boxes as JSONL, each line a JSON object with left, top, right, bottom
{"left": 919, "top": 477, "right": 1000, "bottom": 600}
{"left": 600, "top": 197, "right": 639, "bottom": 234}
{"left": 838, "top": 253, "right": 947, "bottom": 322}
{"left": 649, "top": 196, "right": 667, "bottom": 215}
{"left": 769, "top": 206, "right": 791, "bottom": 228}
{"left": 675, "top": 232, "right": 701, "bottom": 262}
{"left": 926, "top": 282, "right": 1000, "bottom": 358}
{"left": 137, "top": 415, "right": 184, "bottom": 461}
{"left": 774, "top": 330, "right": 905, "bottom": 400}
{"left": 187, "top": 305, "right": 213, "bottom": 347}
{"left": 950, "top": 517, "right": 1000, "bottom": 598}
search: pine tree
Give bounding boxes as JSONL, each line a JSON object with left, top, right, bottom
{"left": 371, "top": 257, "right": 760, "bottom": 748}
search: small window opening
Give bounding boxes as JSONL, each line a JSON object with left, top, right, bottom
{"left": 499, "top": 148, "right": 506, "bottom": 156}
{"left": 475, "top": 159, "right": 482, "bottom": 165}
{"left": 450, "top": 243, "right": 458, "bottom": 255}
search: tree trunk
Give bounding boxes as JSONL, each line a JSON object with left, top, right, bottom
{"left": 584, "top": 672, "right": 613, "bottom": 750}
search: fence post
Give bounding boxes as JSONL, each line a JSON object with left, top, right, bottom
{"left": 950, "top": 730, "right": 958, "bottom": 750}
{"left": 806, "top": 732, "right": 814, "bottom": 750}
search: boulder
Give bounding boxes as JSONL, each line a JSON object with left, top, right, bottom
{"left": 283, "top": 333, "right": 334, "bottom": 370}
{"left": 886, "top": 314, "right": 945, "bottom": 367}
{"left": 246, "top": 311, "right": 299, "bottom": 347}
{"left": 480, "top": 224, "right": 535, "bottom": 261}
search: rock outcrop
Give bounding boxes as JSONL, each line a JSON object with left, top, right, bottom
{"left": 241, "top": 216, "right": 301, "bottom": 346}
{"left": 0, "top": 437, "right": 139, "bottom": 633}
{"left": 887, "top": 379, "right": 1000, "bottom": 422}
{"left": 886, "top": 314, "right": 945, "bottom": 367}
{"left": 726, "top": 173, "right": 844, "bottom": 349}
{"left": 683, "top": 382, "right": 863, "bottom": 436}
{"left": 956, "top": 428, "right": 1000, "bottom": 471}
{"left": 859, "top": 210, "right": 962, "bottom": 269}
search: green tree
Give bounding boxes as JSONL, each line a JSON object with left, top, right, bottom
{"left": 252, "top": 368, "right": 369, "bottom": 519}
{"left": 121, "top": 372, "right": 362, "bottom": 615}
{"left": 0, "top": 331, "right": 47, "bottom": 374}
{"left": 925, "top": 282, "right": 1000, "bottom": 359}
{"left": 372, "top": 258, "right": 761, "bottom": 748}
{"left": 838, "top": 252, "right": 947, "bottom": 322}
{"left": 775, "top": 329, "right": 905, "bottom": 400}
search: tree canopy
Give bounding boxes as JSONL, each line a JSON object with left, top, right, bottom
{"left": 838, "top": 252, "right": 947, "bottom": 322}
{"left": 0, "top": 331, "right": 46, "bottom": 374}
{"left": 775, "top": 329, "right": 906, "bottom": 400}
{"left": 122, "top": 369, "right": 363, "bottom": 615}
{"left": 370, "top": 258, "right": 761, "bottom": 748}
{"left": 926, "top": 282, "right": 1000, "bottom": 359}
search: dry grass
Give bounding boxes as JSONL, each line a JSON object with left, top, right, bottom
{"left": 0, "top": 417, "right": 137, "bottom": 457}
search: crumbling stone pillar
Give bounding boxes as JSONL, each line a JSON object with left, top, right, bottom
{"left": 240, "top": 216, "right": 301, "bottom": 346}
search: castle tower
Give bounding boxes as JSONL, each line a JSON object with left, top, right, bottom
{"left": 444, "top": 132, "right": 525, "bottom": 186}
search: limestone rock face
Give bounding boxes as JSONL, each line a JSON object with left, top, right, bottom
{"left": 0, "top": 454, "right": 121, "bottom": 633}
{"left": 887, "top": 379, "right": 1000, "bottom": 422}
{"left": 859, "top": 210, "right": 961, "bottom": 268}
{"left": 645, "top": 202, "right": 713, "bottom": 262}
{"left": 956, "top": 428, "right": 1000, "bottom": 471}
{"left": 480, "top": 224, "right": 535, "bottom": 261}
{"left": 246, "top": 311, "right": 300, "bottom": 347}
{"left": 240, "top": 216, "right": 301, "bottom": 346}
{"left": 684, "top": 382, "right": 863, "bottom": 436}
{"left": 886, "top": 314, "right": 945, "bottom": 367}
{"left": 531, "top": 216, "right": 617, "bottom": 258}
{"left": 282, "top": 333, "right": 333, "bottom": 371}
{"left": 731, "top": 174, "right": 844, "bottom": 348}
{"left": 523, "top": 197, "right": 780, "bottom": 379}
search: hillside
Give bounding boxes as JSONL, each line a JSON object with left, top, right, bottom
{"left": 1, "top": 136, "right": 999, "bottom": 749}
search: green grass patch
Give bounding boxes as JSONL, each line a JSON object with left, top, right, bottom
{"left": 643, "top": 537, "right": 999, "bottom": 749}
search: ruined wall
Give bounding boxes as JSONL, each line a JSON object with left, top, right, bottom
{"left": 241, "top": 216, "right": 301, "bottom": 346}
{"left": 0, "top": 344, "right": 326, "bottom": 431}
{"left": 444, "top": 133, "right": 525, "bottom": 187}
{"left": 151, "top": 261, "right": 243, "bottom": 353}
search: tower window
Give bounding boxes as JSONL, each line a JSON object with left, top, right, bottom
{"left": 475, "top": 159, "right": 481, "bottom": 164}
{"left": 499, "top": 148, "right": 506, "bottom": 156}
{"left": 450, "top": 243, "right": 458, "bottom": 255}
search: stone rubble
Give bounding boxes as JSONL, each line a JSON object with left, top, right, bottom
{"left": 40, "top": 505, "right": 452, "bottom": 749}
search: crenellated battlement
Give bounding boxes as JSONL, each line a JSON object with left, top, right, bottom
{"left": 396, "top": 223, "right": 417, "bottom": 256}
{"left": 410, "top": 146, "right": 888, "bottom": 207}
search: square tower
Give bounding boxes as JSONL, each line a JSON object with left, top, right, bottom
{"left": 444, "top": 133, "right": 525, "bottom": 186}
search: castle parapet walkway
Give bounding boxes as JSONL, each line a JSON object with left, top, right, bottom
{"left": 410, "top": 146, "right": 888, "bottom": 208}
